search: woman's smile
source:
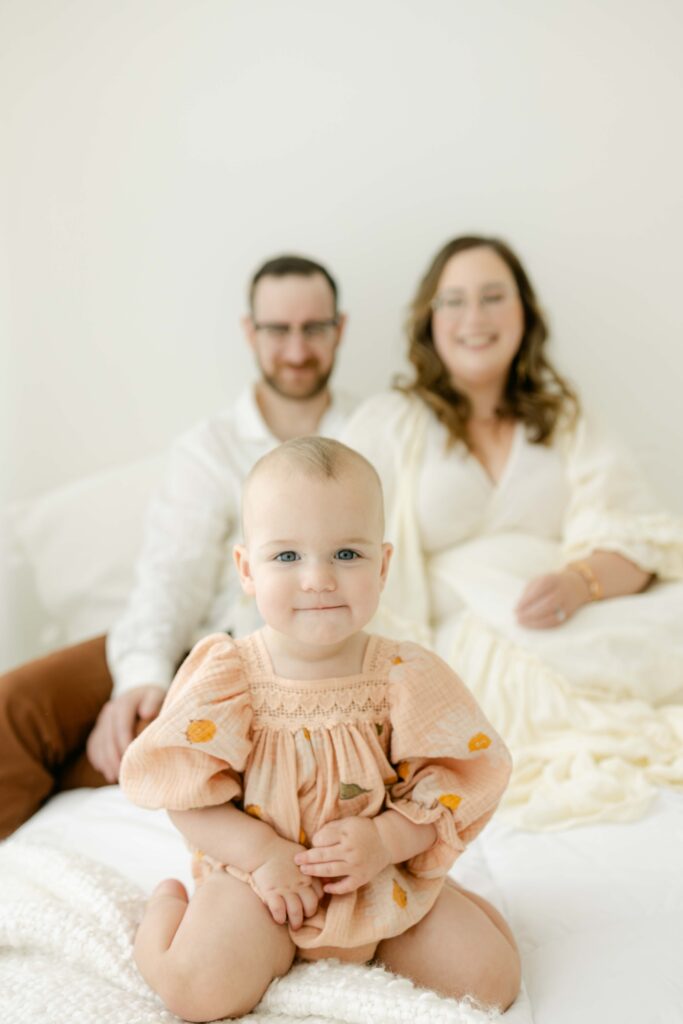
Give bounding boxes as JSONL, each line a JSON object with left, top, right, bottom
{"left": 457, "top": 333, "right": 498, "bottom": 349}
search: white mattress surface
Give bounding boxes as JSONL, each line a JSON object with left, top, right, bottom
{"left": 13, "top": 786, "right": 683, "bottom": 1023}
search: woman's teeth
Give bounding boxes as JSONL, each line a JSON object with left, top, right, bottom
{"left": 459, "top": 334, "right": 495, "bottom": 349}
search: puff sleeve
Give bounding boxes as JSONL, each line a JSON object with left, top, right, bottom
{"left": 386, "top": 643, "right": 512, "bottom": 879}
{"left": 561, "top": 414, "right": 683, "bottom": 579}
{"left": 120, "top": 634, "right": 252, "bottom": 811}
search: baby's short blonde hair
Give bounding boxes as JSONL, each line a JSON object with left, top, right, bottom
{"left": 243, "top": 436, "right": 384, "bottom": 531}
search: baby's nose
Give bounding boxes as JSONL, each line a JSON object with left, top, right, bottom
{"left": 302, "top": 561, "right": 336, "bottom": 591}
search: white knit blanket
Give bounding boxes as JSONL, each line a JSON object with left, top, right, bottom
{"left": 0, "top": 838, "right": 501, "bottom": 1024}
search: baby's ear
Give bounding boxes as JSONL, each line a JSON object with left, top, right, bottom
{"left": 233, "top": 544, "right": 256, "bottom": 595}
{"left": 379, "top": 542, "right": 393, "bottom": 590}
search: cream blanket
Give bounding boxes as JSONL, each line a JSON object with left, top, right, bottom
{"left": 0, "top": 838, "right": 501, "bottom": 1024}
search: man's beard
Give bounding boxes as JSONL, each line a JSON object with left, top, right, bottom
{"left": 261, "top": 361, "right": 333, "bottom": 401}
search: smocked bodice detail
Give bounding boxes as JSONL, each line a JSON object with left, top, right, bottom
{"left": 239, "top": 632, "right": 394, "bottom": 731}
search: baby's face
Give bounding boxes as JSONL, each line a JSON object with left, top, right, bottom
{"left": 235, "top": 468, "right": 392, "bottom": 648}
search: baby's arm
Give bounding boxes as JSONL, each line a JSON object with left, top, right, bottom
{"left": 170, "top": 804, "right": 322, "bottom": 929}
{"left": 295, "top": 811, "right": 437, "bottom": 895}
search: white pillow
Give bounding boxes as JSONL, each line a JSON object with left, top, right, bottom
{"left": 8, "top": 457, "right": 163, "bottom": 654}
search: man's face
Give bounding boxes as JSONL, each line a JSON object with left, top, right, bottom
{"left": 244, "top": 273, "right": 345, "bottom": 400}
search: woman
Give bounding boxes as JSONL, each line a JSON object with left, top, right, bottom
{"left": 342, "top": 235, "right": 683, "bottom": 830}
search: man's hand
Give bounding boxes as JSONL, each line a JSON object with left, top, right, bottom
{"left": 251, "top": 835, "right": 323, "bottom": 930}
{"left": 295, "top": 817, "right": 391, "bottom": 895}
{"left": 86, "top": 684, "right": 166, "bottom": 782}
{"left": 515, "top": 570, "right": 588, "bottom": 629}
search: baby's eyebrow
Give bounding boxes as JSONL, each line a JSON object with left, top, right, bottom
{"left": 257, "top": 537, "right": 376, "bottom": 552}
{"left": 256, "top": 540, "right": 298, "bottom": 553}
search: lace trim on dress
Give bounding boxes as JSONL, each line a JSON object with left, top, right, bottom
{"left": 249, "top": 679, "right": 391, "bottom": 729}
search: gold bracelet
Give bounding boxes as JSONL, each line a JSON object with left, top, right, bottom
{"left": 568, "top": 560, "right": 604, "bottom": 601}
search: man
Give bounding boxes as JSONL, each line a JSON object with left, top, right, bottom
{"left": 0, "top": 254, "right": 352, "bottom": 837}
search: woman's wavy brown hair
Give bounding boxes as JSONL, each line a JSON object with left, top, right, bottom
{"left": 398, "top": 235, "right": 578, "bottom": 447}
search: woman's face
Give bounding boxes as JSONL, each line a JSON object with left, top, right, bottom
{"left": 430, "top": 246, "right": 525, "bottom": 399}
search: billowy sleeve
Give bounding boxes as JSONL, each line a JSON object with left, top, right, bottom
{"left": 561, "top": 414, "right": 683, "bottom": 579}
{"left": 386, "top": 643, "right": 512, "bottom": 879}
{"left": 120, "top": 634, "right": 252, "bottom": 811}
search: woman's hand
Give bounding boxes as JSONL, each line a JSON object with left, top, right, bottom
{"left": 515, "top": 569, "right": 589, "bottom": 629}
{"left": 294, "top": 817, "right": 391, "bottom": 895}
{"left": 251, "top": 835, "right": 323, "bottom": 930}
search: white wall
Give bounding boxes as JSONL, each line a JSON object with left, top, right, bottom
{"left": 3, "top": 0, "right": 683, "bottom": 510}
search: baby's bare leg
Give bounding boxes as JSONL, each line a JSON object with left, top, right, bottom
{"left": 376, "top": 882, "right": 521, "bottom": 1012}
{"left": 134, "top": 874, "right": 296, "bottom": 1022}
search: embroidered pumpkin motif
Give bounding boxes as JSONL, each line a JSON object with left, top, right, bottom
{"left": 185, "top": 719, "right": 217, "bottom": 744}
{"left": 438, "top": 793, "right": 462, "bottom": 811}
{"left": 245, "top": 804, "right": 261, "bottom": 819}
{"left": 468, "top": 732, "right": 491, "bottom": 751}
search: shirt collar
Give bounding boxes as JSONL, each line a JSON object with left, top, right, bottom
{"left": 236, "top": 383, "right": 354, "bottom": 443}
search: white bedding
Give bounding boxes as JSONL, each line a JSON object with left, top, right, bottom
{"left": 4, "top": 786, "right": 683, "bottom": 1023}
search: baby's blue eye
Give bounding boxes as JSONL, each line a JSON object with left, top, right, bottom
{"left": 336, "top": 549, "right": 359, "bottom": 561}
{"left": 275, "top": 551, "right": 299, "bottom": 562}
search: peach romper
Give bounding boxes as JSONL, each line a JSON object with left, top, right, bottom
{"left": 120, "top": 631, "right": 512, "bottom": 951}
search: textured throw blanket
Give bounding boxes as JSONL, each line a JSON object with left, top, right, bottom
{"left": 0, "top": 838, "right": 500, "bottom": 1024}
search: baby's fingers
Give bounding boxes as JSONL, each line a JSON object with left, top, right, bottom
{"left": 295, "top": 844, "right": 341, "bottom": 867}
{"left": 300, "top": 884, "right": 321, "bottom": 919}
{"left": 266, "top": 893, "right": 287, "bottom": 926}
{"left": 299, "top": 859, "right": 348, "bottom": 878}
{"left": 284, "top": 893, "right": 305, "bottom": 931}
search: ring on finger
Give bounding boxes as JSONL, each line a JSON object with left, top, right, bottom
{"left": 555, "top": 606, "right": 567, "bottom": 623}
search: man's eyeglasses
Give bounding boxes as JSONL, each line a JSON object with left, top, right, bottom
{"left": 253, "top": 319, "right": 339, "bottom": 343}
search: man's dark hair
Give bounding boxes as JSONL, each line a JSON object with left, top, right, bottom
{"left": 248, "top": 255, "right": 338, "bottom": 312}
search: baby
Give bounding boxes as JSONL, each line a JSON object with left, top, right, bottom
{"left": 120, "top": 437, "right": 520, "bottom": 1021}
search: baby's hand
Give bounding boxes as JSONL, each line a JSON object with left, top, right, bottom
{"left": 251, "top": 836, "right": 322, "bottom": 930}
{"left": 295, "top": 817, "right": 390, "bottom": 895}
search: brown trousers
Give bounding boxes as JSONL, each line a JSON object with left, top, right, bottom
{"left": 0, "top": 636, "right": 113, "bottom": 838}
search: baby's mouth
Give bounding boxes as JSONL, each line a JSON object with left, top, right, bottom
{"left": 297, "top": 605, "right": 345, "bottom": 612}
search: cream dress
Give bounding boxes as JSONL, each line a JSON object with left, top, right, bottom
{"left": 120, "top": 630, "right": 511, "bottom": 950}
{"left": 341, "top": 392, "right": 683, "bottom": 829}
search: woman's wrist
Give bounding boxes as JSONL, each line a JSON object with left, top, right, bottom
{"left": 566, "top": 560, "right": 604, "bottom": 601}
{"left": 560, "top": 567, "right": 593, "bottom": 611}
